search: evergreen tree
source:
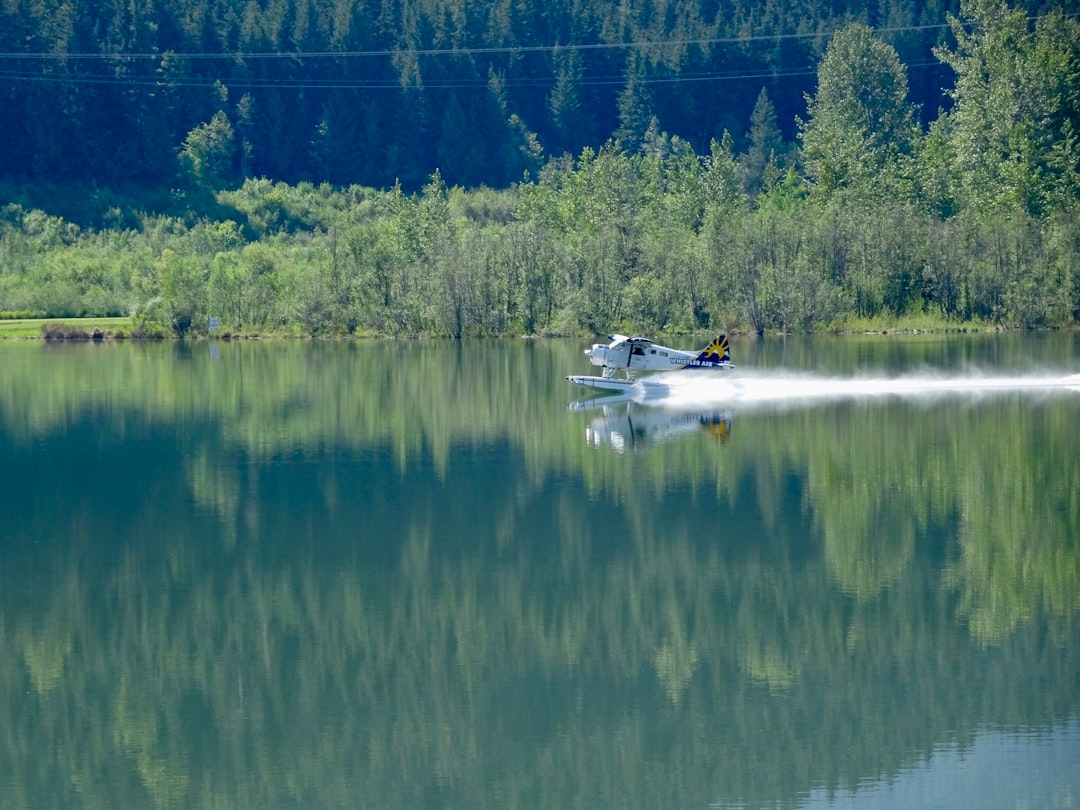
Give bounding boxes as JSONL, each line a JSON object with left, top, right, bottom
{"left": 548, "top": 48, "right": 592, "bottom": 157}
{"left": 614, "top": 52, "right": 655, "bottom": 154}
{"left": 436, "top": 93, "right": 488, "bottom": 188}
{"left": 235, "top": 93, "right": 257, "bottom": 181}
{"left": 741, "top": 87, "right": 788, "bottom": 198}
{"left": 0, "top": 0, "right": 1067, "bottom": 195}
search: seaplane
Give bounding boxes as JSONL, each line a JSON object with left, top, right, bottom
{"left": 567, "top": 333, "right": 733, "bottom": 391}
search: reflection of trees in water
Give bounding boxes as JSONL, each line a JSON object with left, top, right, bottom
{"left": 2, "top": 471, "right": 1078, "bottom": 807}
{"left": 0, "top": 339, "right": 1078, "bottom": 807}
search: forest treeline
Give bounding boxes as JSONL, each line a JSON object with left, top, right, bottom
{"left": 0, "top": 0, "right": 1011, "bottom": 190}
{"left": 0, "top": 0, "right": 1078, "bottom": 336}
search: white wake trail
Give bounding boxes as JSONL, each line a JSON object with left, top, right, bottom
{"left": 642, "top": 371, "right": 1080, "bottom": 410}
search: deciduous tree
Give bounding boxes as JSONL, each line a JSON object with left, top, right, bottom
{"left": 932, "top": 0, "right": 1080, "bottom": 217}
{"left": 798, "top": 23, "right": 919, "bottom": 203}
{"left": 179, "top": 111, "right": 236, "bottom": 188}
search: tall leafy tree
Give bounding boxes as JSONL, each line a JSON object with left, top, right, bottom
{"left": 798, "top": 23, "right": 919, "bottom": 203}
{"left": 932, "top": 0, "right": 1080, "bottom": 217}
{"left": 179, "top": 111, "right": 236, "bottom": 188}
{"left": 1033, "top": 10, "right": 1080, "bottom": 214}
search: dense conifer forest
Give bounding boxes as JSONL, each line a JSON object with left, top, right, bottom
{"left": 0, "top": 0, "right": 986, "bottom": 189}
{"left": 0, "top": 0, "right": 1077, "bottom": 336}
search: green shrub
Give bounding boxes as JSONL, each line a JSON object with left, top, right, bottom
{"left": 41, "top": 322, "right": 91, "bottom": 340}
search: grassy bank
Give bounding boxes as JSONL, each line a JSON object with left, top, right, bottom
{"left": 0, "top": 313, "right": 1045, "bottom": 342}
{"left": 0, "top": 317, "right": 134, "bottom": 340}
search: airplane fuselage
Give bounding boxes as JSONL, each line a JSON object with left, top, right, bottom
{"left": 581, "top": 335, "right": 733, "bottom": 380}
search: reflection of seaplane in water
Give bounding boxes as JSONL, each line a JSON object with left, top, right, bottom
{"left": 570, "top": 394, "right": 732, "bottom": 452}
{"left": 567, "top": 334, "right": 733, "bottom": 391}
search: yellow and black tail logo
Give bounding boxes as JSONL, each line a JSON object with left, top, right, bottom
{"left": 695, "top": 334, "right": 730, "bottom": 364}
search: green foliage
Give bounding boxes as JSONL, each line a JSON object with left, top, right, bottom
{"left": 0, "top": 192, "right": 1064, "bottom": 337}
{"left": 799, "top": 23, "right": 919, "bottom": 204}
{"left": 0, "top": 0, "right": 1068, "bottom": 205}
{"left": 741, "top": 88, "right": 789, "bottom": 198}
{"left": 615, "top": 54, "right": 655, "bottom": 153}
{"left": 155, "top": 249, "right": 207, "bottom": 336}
{"left": 1, "top": 0, "right": 1077, "bottom": 337}
{"left": 933, "top": 0, "right": 1080, "bottom": 218}
{"left": 180, "top": 111, "right": 237, "bottom": 189}
{"left": 2, "top": 81, "right": 1078, "bottom": 338}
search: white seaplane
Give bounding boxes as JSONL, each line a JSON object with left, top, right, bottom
{"left": 567, "top": 333, "right": 733, "bottom": 391}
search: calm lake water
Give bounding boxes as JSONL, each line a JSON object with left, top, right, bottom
{"left": 1, "top": 332, "right": 1078, "bottom": 809}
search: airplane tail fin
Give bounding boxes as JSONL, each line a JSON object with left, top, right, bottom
{"left": 694, "top": 334, "right": 731, "bottom": 365}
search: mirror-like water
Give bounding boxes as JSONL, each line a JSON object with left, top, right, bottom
{"left": 1, "top": 333, "right": 1077, "bottom": 809}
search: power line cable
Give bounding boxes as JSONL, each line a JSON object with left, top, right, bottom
{"left": 0, "top": 19, "right": 977, "bottom": 61}
{"left": 0, "top": 57, "right": 948, "bottom": 91}
{"left": 0, "top": 10, "right": 1071, "bottom": 65}
{"left": 0, "top": 8, "right": 1038, "bottom": 92}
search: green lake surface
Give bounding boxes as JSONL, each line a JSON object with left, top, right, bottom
{"left": 1, "top": 333, "right": 1078, "bottom": 809}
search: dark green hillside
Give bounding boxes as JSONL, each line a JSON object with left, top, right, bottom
{"left": 0, "top": 0, "right": 1007, "bottom": 190}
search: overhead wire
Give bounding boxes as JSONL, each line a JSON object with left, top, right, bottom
{"left": 0, "top": 57, "right": 950, "bottom": 91}
{"left": 0, "top": 20, "right": 955, "bottom": 93}
{"left": 0, "top": 9, "right": 1053, "bottom": 91}
{"left": 0, "top": 10, "right": 1070, "bottom": 67}
{"left": 0, "top": 19, "right": 974, "bottom": 62}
